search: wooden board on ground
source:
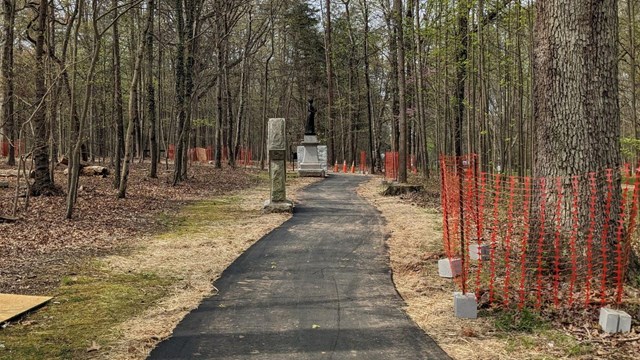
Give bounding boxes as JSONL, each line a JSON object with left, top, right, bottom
{"left": 0, "top": 294, "right": 52, "bottom": 323}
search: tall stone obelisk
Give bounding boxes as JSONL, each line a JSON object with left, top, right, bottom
{"left": 263, "top": 118, "right": 293, "bottom": 213}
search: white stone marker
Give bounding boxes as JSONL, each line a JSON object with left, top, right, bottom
{"left": 263, "top": 118, "right": 293, "bottom": 213}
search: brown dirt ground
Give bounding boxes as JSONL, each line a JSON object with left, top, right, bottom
{"left": 358, "top": 176, "right": 640, "bottom": 360}
{"left": 1, "top": 160, "right": 320, "bottom": 359}
{"left": 0, "top": 162, "right": 267, "bottom": 295}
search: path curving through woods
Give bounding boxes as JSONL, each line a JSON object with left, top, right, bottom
{"left": 148, "top": 174, "right": 450, "bottom": 360}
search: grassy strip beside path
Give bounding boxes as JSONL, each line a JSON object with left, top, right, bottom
{"left": 0, "top": 172, "right": 319, "bottom": 360}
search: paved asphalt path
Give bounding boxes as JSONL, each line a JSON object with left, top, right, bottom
{"left": 149, "top": 174, "right": 450, "bottom": 360}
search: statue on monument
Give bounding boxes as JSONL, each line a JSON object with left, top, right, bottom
{"left": 298, "top": 98, "right": 326, "bottom": 177}
{"left": 305, "top": 98, "right": 317, "bottom": 136}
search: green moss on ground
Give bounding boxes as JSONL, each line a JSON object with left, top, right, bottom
{"left": 0, "top": 264, "right": 171, "bottom": 360}
{"left": 494, "top": 309, "right": 592, "bottom": 358}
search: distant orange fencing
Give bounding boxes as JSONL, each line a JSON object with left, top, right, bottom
{"left": 0, "top": 139, "right": 25, "bottom": 157}
{"left": 440, "top": 154, "right": 637, "bottom": 309}
{"left": 385, "top": 152, "right": 399, "bottom": 180}
{"left": 360, "top": 151, "right": 367, "bottom": 173}
{"left": 384, "top": 152, "right": 419, "bottom": 179}
{"left": 168, "top": 145, "right": 253, "bottom": 165}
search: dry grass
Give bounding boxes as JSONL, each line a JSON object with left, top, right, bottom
{"left": 98, "top": 175, "right": 319, "bottom": 360}
{"left": 357, "top": 177, "right": 604, "bottom": 360}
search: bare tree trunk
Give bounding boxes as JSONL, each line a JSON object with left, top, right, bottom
{"left": 454, "top": 0, "right": 469, "bottom": 161}
{"left": 120, "top": 8, "right": 151, "bottom": 198}
{"left": 214, "top": 10, "right": 223, "bottom": 169}
{"left": 516, "top": 1, "right": 525, "bottom": 177}
{"left": 147, "top": 0, "right": 158, "bottom": 178}
{"left": 233, "top": 8, "right": 252, "bottom": 159}
{"left": 113, "top": 0, "right": 125, "bottom": 188}
{"left": 414, "top": 0, "right": 429, "bottom": 178}
{"left": 173, "top": 0, "right": 186, "bottom": 184}
{"left": 259, "top": 9, "right": 275, "bottom": 171}
{"left": 381, "top": 1, "right": 399, "bottom": 154}
{"left": 393, "top": 0, "right": 407, "bottom": 183}
{"left": 67, "top": 0, "right": 102, "bottom": 219}
{"left": 32, "top": 0, "right": 54, "bottom": 196}
{"left": 361, "top": 0, "right": 374, "bottom": 174}
{"left": 2, "top": 0, "right": 15, "bottom": 166}
{"left": 342, "top": 0, "right": 356, "bottom": 166}
{"left": 324, "top": 0, "right": 335, "bottom": 165}
{"left": 628, "top": 0, "right": 639, "bottom": 162}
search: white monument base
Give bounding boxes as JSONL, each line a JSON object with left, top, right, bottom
{"left": 297, "top": 135, "right": 326, "bottom": 178}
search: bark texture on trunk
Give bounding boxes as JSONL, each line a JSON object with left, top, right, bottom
{"left": 534, "top": 0, "right": 620, "bottom": 178}
{"left": 32, "top": 0, "right": 55, "bottom": 196}
{"left": 393, "top": 0, "right": 407, "bottom": 183}
{"left": 2, "top": 0, "right": 15, "bottom": 166}
{"left": 533, "top": 0, "right": 625, "bottom": 273}
{"left": 113, "top": 0, "right": 124, "bottom": 188}
{"left": 147, "top": 0, "right": 158, "bottom": 178}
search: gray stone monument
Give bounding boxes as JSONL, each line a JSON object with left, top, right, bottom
{"left": 263, "top": 118, "right": 293, "bottom": 213}
{"left": 297, "top": 99, "right": 326, "bottom": 177}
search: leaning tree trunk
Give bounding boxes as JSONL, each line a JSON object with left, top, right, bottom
{"left": 67, "top": 0, "right": 101, "bottom": 219}
{"left": 119, "top": 7, "right": 151, "bottom": 198}
{"left": 532, "top": 0, "right": 628, "bottom": 274}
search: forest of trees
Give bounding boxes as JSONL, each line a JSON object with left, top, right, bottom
{"left": 0, "top": 0, "right": 639, "bottom": 218}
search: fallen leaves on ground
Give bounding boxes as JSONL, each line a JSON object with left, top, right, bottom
{"left": 0, "top": 162, "right": 260, "bottom": 295}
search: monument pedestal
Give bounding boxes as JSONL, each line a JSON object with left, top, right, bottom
{"left": 263, "top": 199, "right": 294, "bottom": 214}
{"left": 263, "top": 118, "right": 294, "bottom": 214}
{"left": 297, "top": 135, "right": 326, "bottom": 178}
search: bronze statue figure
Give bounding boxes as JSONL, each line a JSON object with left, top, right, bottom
{"left": 305, "top": 98, "right": 317, "bottom": 136}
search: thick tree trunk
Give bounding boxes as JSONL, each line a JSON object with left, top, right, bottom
{"left": 533, "top": 0, "right": 622, "bottom": 272}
